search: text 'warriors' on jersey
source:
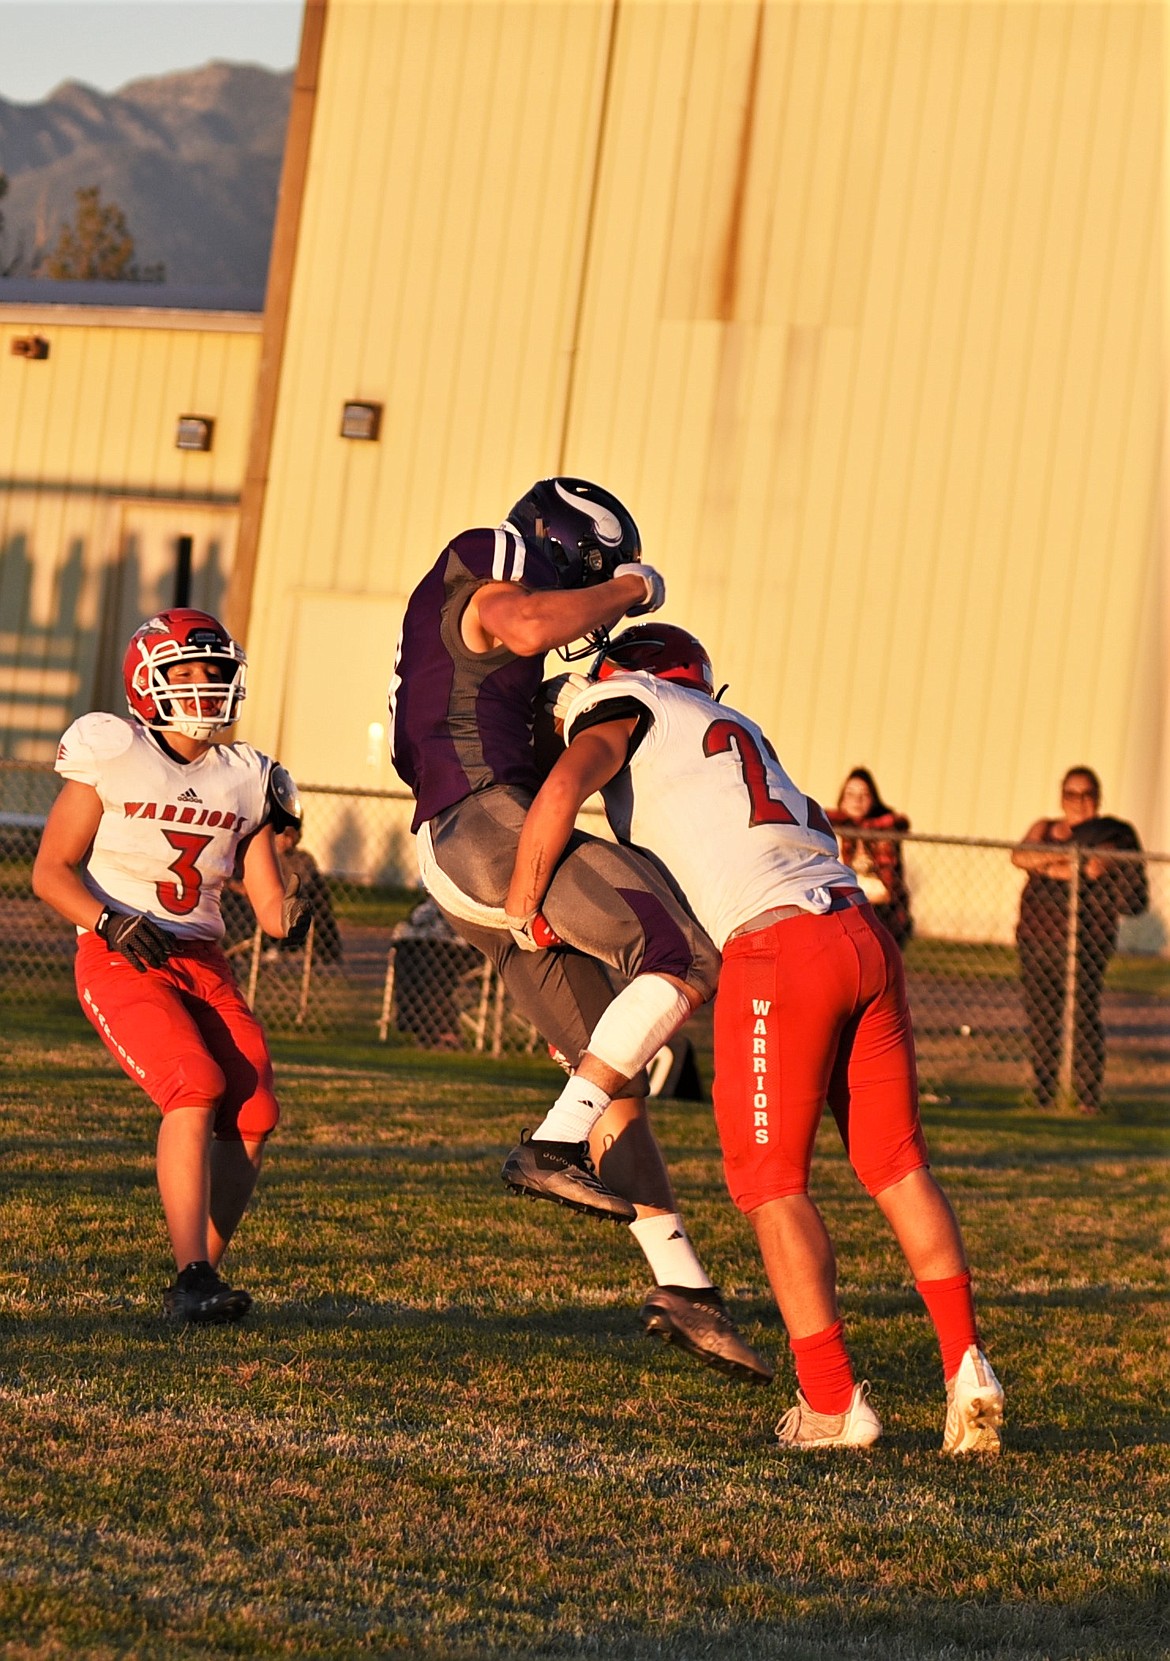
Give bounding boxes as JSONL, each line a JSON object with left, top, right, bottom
{"left": 55, "top": 711, "right": 275, "bottom": 940}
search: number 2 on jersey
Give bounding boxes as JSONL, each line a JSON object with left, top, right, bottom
{"left": 157, "top": 830, "right": 213, "bottom": 915}
{"left": 702, "top": 718, "right": 834, "bottom": 836}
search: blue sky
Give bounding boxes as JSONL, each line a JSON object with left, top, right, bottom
{"left": 1, "top": 1, "right": 304, "bottom": 104}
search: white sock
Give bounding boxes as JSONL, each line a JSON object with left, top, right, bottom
{"left": 531, "top": 1074, "right": 612, "bottom": 1145}
{"left": 628, "top": 1212, "right": 713, "bottom": 1290}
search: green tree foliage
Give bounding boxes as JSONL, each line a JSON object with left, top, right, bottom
{"left": 41, "top": 185, "right": 164, "bottom": 283}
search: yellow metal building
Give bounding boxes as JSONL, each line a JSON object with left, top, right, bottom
{"left": 1, "top": 0, "right": 1164, "bottom": 870}
{"left": 234, "top": 0, "right": 1165, "bottom": 856}
{"left": 0, "top": 296, "right": 261, "bottom": 754}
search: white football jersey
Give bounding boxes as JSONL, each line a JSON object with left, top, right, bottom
{"left": 54, "top": 712, "right": 275, "bottom": 941}
{"left": 563, "top": 673, "right": 860, "bottom": 950}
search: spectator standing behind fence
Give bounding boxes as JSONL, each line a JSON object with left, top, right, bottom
{"left": 220, "top": 821, "right": 342, "bottom": 965}
{"left": 1012, "top": 768, "right": 1147, "bottom": 1114}
{"left": 826, "top": 769, "right": 913, "bottom": 948}
{"left": 272, "top": 823, "right": 343, "bottom": 963}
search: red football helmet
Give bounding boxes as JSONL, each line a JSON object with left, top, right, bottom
{"left": 597, "top": 623, "right": 714, "bottom": 694}
{"left": 123, "top": 609, "right": 247, "bottom": 740}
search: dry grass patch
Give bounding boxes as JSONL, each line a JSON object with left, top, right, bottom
{"left": 0, "top": 1017, "right": 1165, "bottom": 1659}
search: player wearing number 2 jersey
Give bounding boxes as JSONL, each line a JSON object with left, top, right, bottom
{"left": 509, "top": 624, "right": 1004, "bottom": 1455}
{"left": 33, "top": 609, "right": 311, "bottom": 1324}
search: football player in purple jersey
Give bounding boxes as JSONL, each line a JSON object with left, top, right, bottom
{"left": 389, "top": 478, "right": 770, "bottom": 1385}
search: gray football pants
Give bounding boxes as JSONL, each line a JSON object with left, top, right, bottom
{"left": 426, "top": 786, "right": 719, "bottom": 1071}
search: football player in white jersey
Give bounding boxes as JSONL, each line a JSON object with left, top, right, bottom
{"left": 32, "top": 610, "right": 311, "bottom": 1324}
{"left": 506, "top": 624, "right": 1004, "bottom": 1455}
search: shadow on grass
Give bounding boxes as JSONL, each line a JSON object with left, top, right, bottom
{"left": 2, "top": 1298, "right": 1163, "bottom": 1456}
{"left": 544, "top": 1579, "right": 1170, "bottom": 1661}
{"left": 928, "top": 1144, "right": 1170, "bottom": 1168}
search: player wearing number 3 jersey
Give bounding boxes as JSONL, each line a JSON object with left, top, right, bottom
{"left": 33, "top": 609, "right": 311, "bottom": 1324}
{"left": 509, "top": 624, "right": 1004, "bottom": 1455}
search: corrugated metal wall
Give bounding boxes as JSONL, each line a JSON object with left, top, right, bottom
{"left": 243, "top": 0, "right": 617, "bottom": 780}
{"left": 243, "top": 0, "right": 1164, "bottom": 854}
{"left": 0, "top": 305, "right": 260, "bottom": 758}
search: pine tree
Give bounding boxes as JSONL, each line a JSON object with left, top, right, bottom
{"left": 41, "top": 186, "right": 164, "bottom": 283}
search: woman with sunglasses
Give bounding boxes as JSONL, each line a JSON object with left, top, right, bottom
{"left": 1012, "top": 769, "right": 1146, "bottom": 1112}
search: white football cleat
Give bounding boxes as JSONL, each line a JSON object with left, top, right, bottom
{"left": 774, "top": 1381, "right": 882, "bottom": 1449}
{"left": 942, "top": 1346, "right": 1004, "bottom": 1455}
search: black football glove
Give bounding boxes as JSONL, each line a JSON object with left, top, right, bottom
{"left": 94, "top": 909, "right": 176, "bottom": 973}
{"left": 281, "top": 873, "right": 313, "bottom": 945}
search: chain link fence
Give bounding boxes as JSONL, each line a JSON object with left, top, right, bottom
{"left": 3, "top": 762, "right": 1167, "bottom": 1104}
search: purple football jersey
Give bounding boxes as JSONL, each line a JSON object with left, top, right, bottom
{"left": 390, "top": 525, "right": 559, "bottom": 832}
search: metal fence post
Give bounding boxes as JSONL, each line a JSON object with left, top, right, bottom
{"left": 378, "top": 943, "right": 397, "bottom": 1042}
{"left": 472, "top": 958, "right": 493, "bottom": 1051}
{"left": 1058, "top": 844, "right": 1081, "bottom": 1103}
{"left": 245, "top": 922, "right": 263, "bottom": 1011}
{"left": 294, "top": 917, "right": 315, "bottom": 1027}
{"left": 490, "top": 969, "right": 506, "bottom": 1058}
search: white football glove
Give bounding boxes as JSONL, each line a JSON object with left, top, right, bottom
{"left": 504, "top": 909, "right": 564, "bottom": 952}
{"left": 542, "top": 672, "right": 591, "bottom": 727}
{"left": 614, "top": 561, "right": 666, "bottom": 617}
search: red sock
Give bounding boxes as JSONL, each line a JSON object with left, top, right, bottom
{"left": 789, "top": 1320, "right": 855, "bottom": 1414}
{"left": 916, "top": 1272, "right": 979, "bottom": 1380}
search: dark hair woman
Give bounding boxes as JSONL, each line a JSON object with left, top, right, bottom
{"left": 827, "top": 768, "right": 913, "bottom": 948}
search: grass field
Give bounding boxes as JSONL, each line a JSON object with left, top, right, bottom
{"left": 0, "top": 1010, "right": 1166, "bottom": 1660}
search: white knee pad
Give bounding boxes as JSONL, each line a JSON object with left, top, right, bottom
{"left": 587, "top": 975, "right": 693, "bottom": 1082}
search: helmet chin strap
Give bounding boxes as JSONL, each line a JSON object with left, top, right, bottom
{"left": 168, "top": 717, "right": 229, "bottom": 740}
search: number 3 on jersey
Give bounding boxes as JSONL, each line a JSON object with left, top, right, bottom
{"left": 157, "top": 829, "right": 213, "bottom": 915}
{"left": 703, "top": 718, "right": 834, "bottom": 837}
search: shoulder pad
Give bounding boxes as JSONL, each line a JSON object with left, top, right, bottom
{"left": 266, "top": 763, "right": 302, "bottom": 832}
{"left": 55, "top": 712, "right": 135, "bottom": 776}
{"left": 563, "top": 677, "right": 655, "bottom": 745}
{"left": 448, "top": 525, "right": 558, "bottom": 592}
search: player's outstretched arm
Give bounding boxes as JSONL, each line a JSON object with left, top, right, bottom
{"left": 31, "top": 780, "right": 108, "bottom": 930}
{"left": 506, "top": 719, "right": 634, "bottom": 926}
{"left": 469, "top": 567, "right": 664, "bottom": 658}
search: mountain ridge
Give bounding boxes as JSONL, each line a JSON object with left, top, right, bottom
{"left": 0, "top": 62, "right": 293, "bottom": 290}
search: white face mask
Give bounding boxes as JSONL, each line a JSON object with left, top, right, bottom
{"left": 136, "top": 654, "right": 247, "bottom": 740}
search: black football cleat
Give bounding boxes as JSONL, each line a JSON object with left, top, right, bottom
{"left": 640, "top": 1285, "right": 774, "bottom": 1385}
{"left": 163, "top": 1260, "right": 253, "bottom": 1324}
{"left": 501, "top": 1131, "right": 637, "bottom": 1223}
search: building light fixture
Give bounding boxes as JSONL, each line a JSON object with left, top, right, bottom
{"left": 175, "top": 415, "right": 214, "bottom": 452}
{"left": 340, "top": 401, "right": 382, "bottom": 441}
{"left": 11, "top": 336, "right": 49, "bottom": 359}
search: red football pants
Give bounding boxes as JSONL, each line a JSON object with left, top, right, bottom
{"left": 712, "top": 903, "right": 927, "bottom": 1212}
{"left": 74, "top": 933, "right": 280, "bottom": 1141}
